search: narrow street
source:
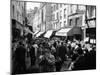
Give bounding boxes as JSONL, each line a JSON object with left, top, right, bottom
{"left": 11, "top": 0, "right": 96, "bottom": 74}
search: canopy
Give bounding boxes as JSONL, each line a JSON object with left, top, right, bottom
{"left": 67, "top": 26, "right": 82, "bottom": 36}
{"left": 72, "top": 27, "right": 82, "bottom": 34}
{"left": 36, "top": 32, "right": 44, "bottom": 37}
{"left": 25, "top": 27, "right": 34, "bottom": 35}
{"left": 33, "top": 31, "right": 39, "bottom": 35}
{"left": 55, "top": 28, "right": 71, "bottom": 36}
{"left": 44, "top": 30, "right": 53, "bottom": 38}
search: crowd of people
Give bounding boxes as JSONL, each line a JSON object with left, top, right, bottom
{"left": 12, "top": 35, "right": 96, "bottom": 74}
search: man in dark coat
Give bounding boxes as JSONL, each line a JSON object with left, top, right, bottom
{"left": 72, "top": 47, "right": 96, "bottom": 70}
{"left": 30, "top": 45, "right": 36, "bottom": 66}
{"left": 56, "top": 42, "right": 67, "bottom": 71}
{"left": 14, "top": 41, "right": 26, "bottom": 74}
{"left": 57, "top": 42, "right": 67, "bottom": 62}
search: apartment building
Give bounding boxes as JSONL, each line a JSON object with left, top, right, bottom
{"left": 11, "top": 0, "right": 26, "bottom": 37}
{"left": 51, "top": 3, "right": 69, "bottom": 30}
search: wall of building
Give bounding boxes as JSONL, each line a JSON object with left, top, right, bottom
{"left": 51, "top": 3, "right": 70, "bottom": 30}
{"left": 26, "top": 9, "right": 34, "bottom": 26}
{"left": 11, "top": 0, "right": 25, "bottom": 25}
{"left": 32, "top": 7, "right": 40, "bottom": 32}
{"left": 11, "top": 0, "right": 26, "bottom": 36}
{"left": 68, "top": 4, "right": 86, "bottom": 27}
{"left": 39, "top": 3, "right": 52, "bottom": 32}
{"left": 86, "top": 5, "right": 96, "bottom": 28}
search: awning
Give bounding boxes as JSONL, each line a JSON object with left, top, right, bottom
{"left": 44, "top": 30, "right": 53, "bottom": 38}
{"left": 72, "top": 27, "right": 82, "bottom": 34}
{"left": 55, "top": 28, "right": 71, "bottom": 36}
{"left": 25, "top": 27, "right": 34, "bottom": 35}
{"left": 67, "top": 26, "right": 82, "bottom": 36}
{"left": 12, "top": 28, "right": 20, "bottom": 38}
{"left": 33, "top": 31, "right": 39, "bottom": 35}
{"left": 36, "top": 32, "right": 44, "bottom": 37}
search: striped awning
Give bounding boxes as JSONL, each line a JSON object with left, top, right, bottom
{"left": 44, "top": 30, "right": 53, "bottom": 38}
{"left": 55, "top": 28, "right": 71, "bottom": 36}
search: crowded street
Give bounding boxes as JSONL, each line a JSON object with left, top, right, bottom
{"left": 12, "top": 36, "right": 96, "bottom": 74}
{"left": 11, "top": 0, "right": 96, "bottom": 74}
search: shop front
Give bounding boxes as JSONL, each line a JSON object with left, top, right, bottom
{"left": 55, "top": 28, "right": 72, "bottom": 40}
{"left": 86, "top": 27, "right": 96, "bottom": 44}
{"left": 67, "top": 26, "right": 83, "bottom": 41}
{"left": 85, "top": 18, "right": 96, "bottom": 44}
{"left": 12, "top": 19, "right": 24, "bottom": 41}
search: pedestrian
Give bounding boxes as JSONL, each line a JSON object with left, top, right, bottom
{"left": 51, "top": 45, "right": 56, "bottom": 57}
{"left": 55, "top": 42, "right": 67, "bottom": 71}
{"left": 29, "top": 44, "right": 36, "bottom": 66}
{"left": 14, "top": 41, "right": 26, "bottom": 74}
{"left": 45, "top": 49, "right": 56, "bottom": 72}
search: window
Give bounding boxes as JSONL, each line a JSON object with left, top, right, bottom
{"left": 51, "top": 15, "right": 53, "bottom": 20}
{"left": 64, "top": 4, "right": 66, "bottom": 6}
{"left": 60, "top": 10, "right": 62, "bottom": 20}
{"left": 52, "top": 14, "right": 55, "bottom": 20}
{"left": 20, "top": 14, "right": 21, "bottom": 23}
{"left": 60, "top": 4, "right": 62, "bottom": 7}
{"left": 64, "top": 8, "right": 66, "bottom": 18}
{"left": 90, "top": 6, "right": 96, "bottom": 18}
{"left": 54, "top": 14, "right": 55, "bottom": 20}
{"left": 64, "top": 14, "right": 66, "bottom": 19}
{"left": 60, "top": 22, "right": 62, "bottom": 27}
{"left": 60, "top": 16, "right": 62, "bottom": 20}
{"left": 19, "top": 2, "right": 20, "bottom": 7}
{"left": 64, "top": 21, "right": 66, "bottom": 26}
{"left": 54, "top": 5, "right": 56, "bottom": 11}
{"left": 17, "top": 11, "right": 19, "bottom": 20}
{"left": 56, "top": 4, "right": 58, "bottom": 10}
{"left": 51, "top": 7, "right": 53, "bottom": 13}
{"left": 64, "top": 8, "right": 66, "bottom": 13}
{"left": 76, "top": 17, "right": 79, "bottom": 26}
{"left": 42, "top": 10, "right": 43, "bottom": 22}
{"left": 12, "top": 5, "right": 15, "bottom": 18}
{"left": 64, "top": 9, "right": 66, "bottom": 19}
{"left": 57, "top": 12, "right": 59, "bottom": 19}
{"left": 69, "top": 19, "right": 72, "bottom": 26}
